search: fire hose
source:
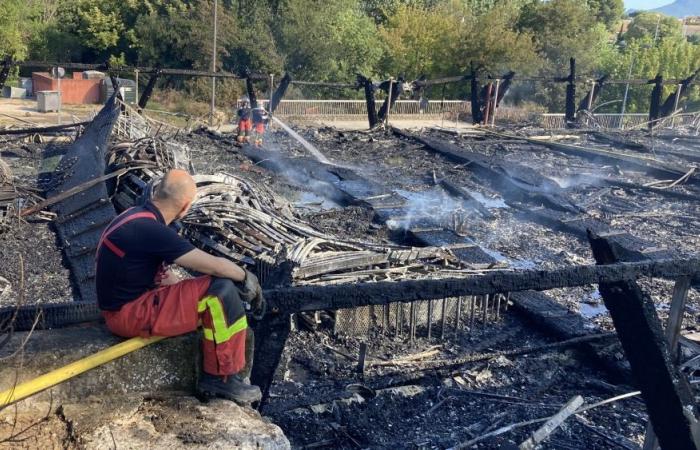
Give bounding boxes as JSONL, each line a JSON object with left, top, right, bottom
{"left": 0, "top": 335, "right": 164, "bottom": 408}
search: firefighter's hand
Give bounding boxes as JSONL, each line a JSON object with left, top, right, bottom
{"left": 238, "top": 270, "right": 266, "bottom": 319}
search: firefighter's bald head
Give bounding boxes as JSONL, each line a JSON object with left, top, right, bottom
{"left": 153, "top": 169, "right": 196, "bottom": 221}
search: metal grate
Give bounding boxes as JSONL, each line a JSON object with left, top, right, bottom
{"left": 333, "top": 294, "right": 509, "bottom": 339}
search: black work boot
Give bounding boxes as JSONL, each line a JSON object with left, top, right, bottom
{"left": 196, "top": 373, "right": 262, "bottom": 405}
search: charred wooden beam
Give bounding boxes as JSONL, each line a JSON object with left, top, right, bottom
{"left": 377, "top": 77, "right": 402, "bottom": 122}
{"left": 3, "top": 257, "right": 700, "bottom": 330}
{"left": 470, "top": 65, "right": 482, "bottom": 124}
{"left": 263, "top": 257, "right": 700, "bottom": 315}
{"left": 0, "top": 56, "right": 12, "bottom": 92}
{"left": 577, "top": 74, "right": 608, "bottom": 113}
{"left": 510, "top": 291, "right": 630, "bottom": 380}
{"left": 393, "top": 128, "right": 579, "bottom": 213}
{"left": 566, "top": 58, "right": 577, "bottom": 126}
{"left": 357, "top": 73, "right": 378, "bottom": 129}
{"left": 659, "top": 68, "right": 700, "bottom": 119}
{"left": 138, "top": 68, "right": 162, "bottom": 110}
{"left": 439, "top": 179, "right": 494, "bottom": 219}
{"left": 250, "top": 313, "right": 291, "bottom": 406}
{"left": 495, "top": 71, "right": 515, "bottom": 107}
{"left": 0, "top": 121, "right": 90, "bottom": 136}
{"left": 484, "top": 129, "right": 694, "bottom": 183}
{"left": 269, "top": 73, "right": 292, "bottom": 114}
{"left": 45, "top": 96, "right": 121, "bottom": 302}
{"left": 412, "top": 74, "right": 469, "bottom": 88}
{"left": 648, "top": 74, "right": 664, "bottom": 130}
{"left": 245, "top": 72, "right": 258, "bottom": 108}
{"left": 588, "top": 232, "right": 699, "bottom": 450}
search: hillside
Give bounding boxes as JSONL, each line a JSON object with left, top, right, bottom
{"left": 653, "top": 0, "right": 700, "bottom": 17}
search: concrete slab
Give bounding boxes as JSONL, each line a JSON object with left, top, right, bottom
{"left": 0, "top": 326, "right": 197, "bottom": 408}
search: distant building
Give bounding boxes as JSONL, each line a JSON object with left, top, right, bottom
{"left": 682, "top": 16, "right": 700, "bottom": 37}
{"left": 31, "top": 71, "right": 104, "bottom": 104}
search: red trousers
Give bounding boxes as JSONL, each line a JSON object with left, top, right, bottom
{"left": 238, "top": 118, "right": 252, "bottom": 134}
{"left": 102, "top": 276, "right": 247, "bottom": 376}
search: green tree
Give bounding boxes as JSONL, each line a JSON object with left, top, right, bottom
{"left": 586, "top": 0, "right": 623, "bottom": 31}
{"left": 0, "top": 0, "right": 42, "bottom": 60}
{"left": 624, "top": 12, "right": 682, "bottom": 42}
{"left": 276, "top": 0, "right": 381, "bottom": 81}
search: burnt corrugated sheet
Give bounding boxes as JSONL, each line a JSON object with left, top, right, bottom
{"left": 42, "top": 95, "right": 120, "bottom": 302}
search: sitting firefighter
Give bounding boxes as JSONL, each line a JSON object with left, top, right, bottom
{"left": 96, "top": 169, "right": 265, "bottom": 404}
{"left": 251, "top": 106, "right": 269, "bottom": 147}
{"left": 236, "top": 98, "right": 252, "bottom": 143}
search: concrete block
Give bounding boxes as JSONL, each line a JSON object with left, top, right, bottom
{"left": 0, "top": 327, "right": 291, "bottom": 449}
{"left": 0, "top": 326, "right": 198, "bottom": 408}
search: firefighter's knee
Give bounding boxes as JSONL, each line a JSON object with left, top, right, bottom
{"left": 207, "top": 277, "right": 246, "bottom": 322}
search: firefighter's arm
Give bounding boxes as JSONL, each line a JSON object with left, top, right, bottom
{"left": 174, "top": 248, "right": 246, "bottom": 282}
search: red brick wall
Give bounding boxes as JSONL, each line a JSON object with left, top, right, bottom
{"left": 31, "top": 72, "right": 102, "bottom": 104}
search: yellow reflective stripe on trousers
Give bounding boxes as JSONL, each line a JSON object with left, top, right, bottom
{"left": 198, "top": 296, "right": 248, "bottom": 344}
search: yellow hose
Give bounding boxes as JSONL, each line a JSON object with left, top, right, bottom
{"left": 0, "top": 335, "right": 165, "bottom": 407}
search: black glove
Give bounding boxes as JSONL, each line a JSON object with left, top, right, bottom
{"left": 238, "top": 270, "right": 266, "bottom": 320}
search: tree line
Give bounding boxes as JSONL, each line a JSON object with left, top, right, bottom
{"left": 1, "top": 0, "right": 699, "bottom": 112}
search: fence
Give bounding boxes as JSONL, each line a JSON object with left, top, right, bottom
{"left": 271, "top": 99, "right": 469, "bottom": 119}
{"left": 270, "top": 99, "right": 700, "bottom": 131}
{"left": 541, "top": 112, "right": 700, "bottom": 130}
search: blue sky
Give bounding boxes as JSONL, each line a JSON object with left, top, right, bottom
{"left": 624, "top": 0, "right": 672, "bottom": 9}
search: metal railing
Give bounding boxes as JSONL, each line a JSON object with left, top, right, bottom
{"left": 540, "top": 112, "right": 700, "bottom": 130}
{"left": 271, "top": 99, "right": 470, "bottom": 118}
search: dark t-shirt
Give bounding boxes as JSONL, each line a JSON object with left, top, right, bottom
{"left": 96, "top": 202, "right": 195, "bottom": 311}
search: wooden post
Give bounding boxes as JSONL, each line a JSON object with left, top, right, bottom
{"left": 648, "top": 74, "right": 663, "bottom": 130}
{"left": 642, "top": 276, "right": 692, "bottom": 450}
{"left": 565, "top": 58, "right": 576, "bottom": 127}
{"left": 357, "top": 342, "right": 368, "bottom": 374}
{"left": 588, "top": 231, "right": 698, "bottom": 450}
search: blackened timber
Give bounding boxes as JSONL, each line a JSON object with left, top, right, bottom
{"left": 0, "top": 57, "right": 12, "bottom": 92}
{"left": 377, "top": 78, "right": 402, "bottom": 122}
{"left": 648, "top": 75, "right": 663, "bottom": 130}
{"left": 412, "top": 74, "right": 469, "bottom": 87}
{"left": 485, "top": 129, "right": 694, "bottom": 183}
{"left": 246, "top": 75, "right": 258, "bottom": 108}
{"left": 577, "top": 75, "right": 608, "bottom": 113}
{"left": 393, "top": 128, "right": 580, "bottom": 213}
{"left": 262, "top": 257, "right": 700, "bottom": 315}
{"left": 588, "top": 232, "right": 699, "bottom": 450}
{"left": 45, "top": 95, "right": 120, "bottom": 302}
{"left": 565, "top": 58, "right": 576, "bottom": 126}
{"left": 495, "top": 71, "right": 515, "bottom": 106}
{"left": 3, "top": 257, "right": 700, "bottom": 331}
{"left": 357, "top": 74, "right": 378, "bottom": 128}
{"left": 439, "top": 179, "right": 494, "bottom": 219}
{"left": 659, "top": 68, "right": 699, "bottom": 118}
{"left": 470, "top": 66, "right": 482, "bottom": 124}
{"left": 395, "top": 129, "right": 681, "bottom": 262}
{"left": 511, "top": 291, "right": 629, "bottom": 380}
{"left": 0, "top": 121, "right": 91, "bottom": 136}
{"left": 269, "top": 73, "right": 291, "bottom": 113}
{"left": 251, "top": 313, "right": 291, "bottom": 405}
{"left": 138, "top": 68, "right": 161, "bottom": 110}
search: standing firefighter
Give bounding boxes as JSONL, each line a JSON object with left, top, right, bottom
{"left": 251, "top": 106, "right": 269, "bottom": 146}
{"left": 236, "top": 98, "right": 252, "bottom": 143}
{"left": 96, "top": 169, "right": 265, "bottom": 404}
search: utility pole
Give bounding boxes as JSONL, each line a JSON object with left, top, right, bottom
{"left": 210, "top": 0, "right": 218, "bottom": 126}
{"left": 620, "top": 53, "right": 634, "bottom": 129}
